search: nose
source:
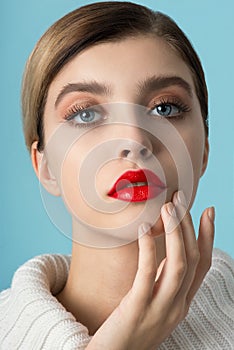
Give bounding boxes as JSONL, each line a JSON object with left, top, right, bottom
{"left": 116, "top": 129, "right": 153, "bottom": 161}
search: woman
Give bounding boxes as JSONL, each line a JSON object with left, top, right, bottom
{"left": 0, "top": 2, "right": 233, "bottom": 349}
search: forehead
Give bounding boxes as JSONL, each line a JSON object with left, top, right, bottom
{"left": 48, "top": 36, "right": 196, "bottom": 99}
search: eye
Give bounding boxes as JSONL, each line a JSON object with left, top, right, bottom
{"left": 76, "top": 109, "right": 97, "bottom": 123}
{"left": 148, "top": 97, "right": 191, "bottom": 119}
{"left": 150, "top": 103, "right": 180, "bottom": 117}
{"left": 65, "top": 105, "right": 106, "bottom": 127}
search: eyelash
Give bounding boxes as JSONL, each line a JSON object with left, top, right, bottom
{"left": 64, "top": 103, "right": 106, "bottom": 128}
{"left": 63, "top": 97, "right": 191, "bottom": 127}
{"left": 149, "top": 97, "right": 191, "bottom": 119}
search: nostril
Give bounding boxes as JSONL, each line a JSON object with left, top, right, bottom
{"left": 120, "top": 146, "right": 152, "bottom": 159}
{"left": 121, "top": 149, "right": 131, "bottom": 158}
{"left": 140, "top": 148, "right": 149, "bottom": 157}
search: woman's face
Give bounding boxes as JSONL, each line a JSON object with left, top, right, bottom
{"left": 39, "top": 36, "right": 208, "bottom": 246}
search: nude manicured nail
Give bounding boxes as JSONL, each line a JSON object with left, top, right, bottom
{"left": 138, "top": 222, "right": 151, "bottom": 237}
{"left": 208, "top": 207, "right": 215, "bottom": 222}
{"left": 177, "top": 190, "right": 187, "bottom": 207}
{"left": 166, "top": 203, "right": 177, "bottom": 217}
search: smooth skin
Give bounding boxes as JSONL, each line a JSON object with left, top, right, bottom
{"left": 87, "top": 192, "right": 214, "bottom": 349}
{"left": 31, "top": 36, "right": 215, "bottom": 348}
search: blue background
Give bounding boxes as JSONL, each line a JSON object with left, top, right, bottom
{"left": 1, "top": 0, "right": 233, "bottom": 291}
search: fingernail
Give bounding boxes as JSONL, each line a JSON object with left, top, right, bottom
{"left": 177, "top": 190, "right": 187, "bottom": 207}
{"left": 138, "top": 222, "right": 151, "bottom": 237}
{"left": 208, "top": 207, "right": 215, "bottom": 222}
{"left": 166, "top": 202, "right": 177, "bottom": 217}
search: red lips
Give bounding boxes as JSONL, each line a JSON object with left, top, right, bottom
{"left": 107, "top": 169, "right": 166, "bottom": 202}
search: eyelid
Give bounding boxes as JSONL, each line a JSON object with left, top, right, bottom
{"left": 64, "top": 102, "right": 92, "bottom": 120}
{"left": 63, "top": 102, "right": 108, "bottom": 128}
{"left": 145, "top": 95, "right": 192, "bottom": 120}
{"left": 149, "top": 94, "right": 190, "bottom": 107}
{"left": 59, "top": 95, "right": 101, "bottom": 118}
{"left": 149, "top": 95, "right": 191, "bottom": 112}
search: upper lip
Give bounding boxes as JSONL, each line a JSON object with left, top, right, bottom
{"left": 107, "top": 169, "right": 166, "bottom": 196}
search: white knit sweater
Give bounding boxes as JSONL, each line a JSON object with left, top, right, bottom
{"left": 0, "top": 249, "right": 233, "bottom": 349}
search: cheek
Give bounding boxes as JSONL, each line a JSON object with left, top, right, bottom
{"left": 60, "top": 140, "right": 97, "bottom": 223}
{"left": 180, "top": 125, "right": 206, "bottom": 207}
{"left": 184, "top": 123, "right": 205, "bottom": 176}
{"left": 157, "top": 111, "right": 206, "bottom": 207}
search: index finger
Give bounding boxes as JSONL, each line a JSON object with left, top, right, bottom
{"left": 130, "top": 223, "right": 158, "bottom": 306}
{"left": 152, "top": 203, "right": 187, "bottom": 305}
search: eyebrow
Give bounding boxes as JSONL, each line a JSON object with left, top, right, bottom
{"left": 136, "top": 75, "right": 192, "bottom": 99}
{"left": 55, "top": 81, "right": 112, "bottom": 108}
{"left": 54, "top": 75, "right": 192, "bottom": 108}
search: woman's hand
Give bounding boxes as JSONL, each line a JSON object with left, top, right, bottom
{"left": 87, "top": 191, "right": 215, "bottom": 350}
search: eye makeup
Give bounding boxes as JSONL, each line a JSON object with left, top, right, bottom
{"left": 64, "top": 102, "right": 108, "bottom": 128}
{"left": 148, "top": 95, "right": 191, "bottom": 119}
{"left": 55, "top": 79, "right": 193, "bottom": 129}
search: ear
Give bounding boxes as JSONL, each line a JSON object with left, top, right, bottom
{"left": 200, "top": 137, "right": 209, "bottom": 177}
{"left": 31, "top": 141, "right": 61, "bottom": 196}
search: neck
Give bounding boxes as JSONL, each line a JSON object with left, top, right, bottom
{"left": 56, "top": 232, "right": 165, "bottom": 335}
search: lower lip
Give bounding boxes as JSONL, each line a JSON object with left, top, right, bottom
{"left": 109, "top": 185, "right": 165, "bottom": 202}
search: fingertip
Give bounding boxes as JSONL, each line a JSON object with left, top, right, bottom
{"left": 161, "top": 203, "right": 180, "bottom": 235}
{"left": 201, "top": 207, "right": 215, "bottom": 228}
{"left": 161, "top": 202, "right": 176, "bottom": 218}
{"left": 172, "top": 190, "right": 187, "bottom": 208}
{"left": 138, "top": 222, "right": 151, "bottom": 238}
{"left": 199, "top": 207, "right": 215, "bottom": 241}
{"left": 207, "top": 206, "right": 215, "bottom": 223}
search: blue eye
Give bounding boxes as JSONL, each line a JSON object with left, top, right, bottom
{"left": 76, "top": 109, "right": 97, "bottom": 123}
{"left": 150, "top": 103, "right": 180, "bottom": 117}
{"left": 65, "top": 107, "right": 105, "bottom": 127}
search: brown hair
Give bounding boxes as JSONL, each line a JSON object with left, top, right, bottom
{"left": 22, "top": 1, "right": 208, "bottom": 152}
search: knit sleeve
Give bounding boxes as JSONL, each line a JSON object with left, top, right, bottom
{"left": 1, "top": 250, "right": 233, "bottom": 350}
{"left": 158, "top": 248, "right": 234, "bottom": 350}
{"left": 0, "top": 254, "right": 92, "bottom": 350}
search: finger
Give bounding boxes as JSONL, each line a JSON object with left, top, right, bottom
{"left": 173, "top": 191, "right": 200, "bottom": 297}
{"left": 187, "top": 207, "right": 215, "bottom": 303}
{"left": 131, "top": 223, "right": 158, "bottom": 306}
{"left": 152, "top": 203, "right": 187, "bottom": 306}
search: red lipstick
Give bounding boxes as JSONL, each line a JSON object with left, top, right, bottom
{"left": 107, "top": 169, "right": 166, "bottom": 202}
